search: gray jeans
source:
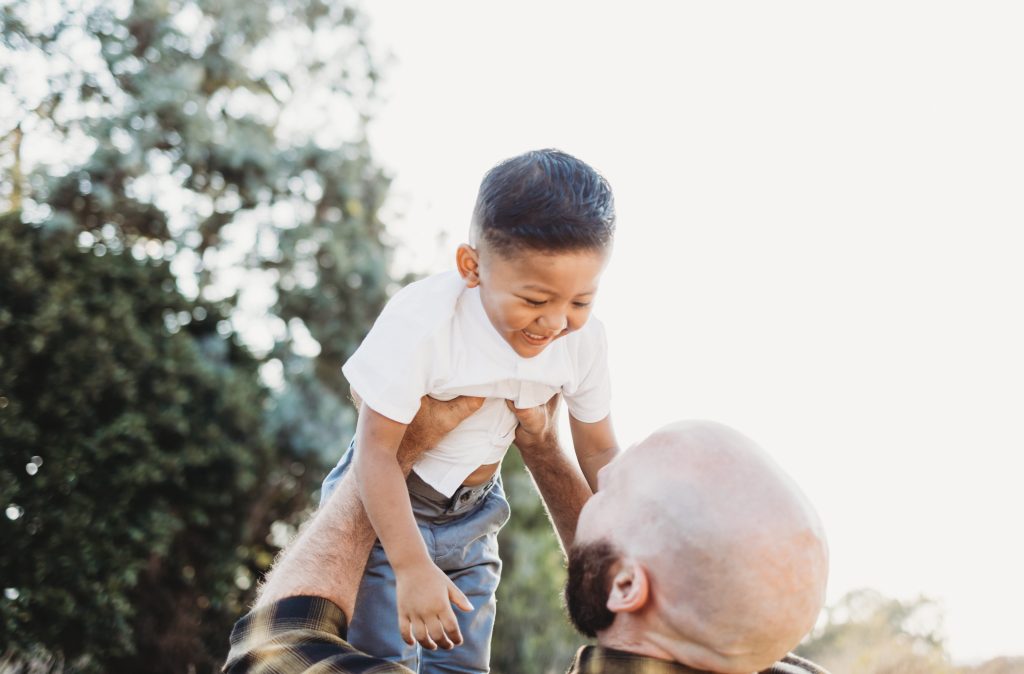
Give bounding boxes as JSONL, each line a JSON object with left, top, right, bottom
{"left": 320, "top": 442, "right": 511, "bottom": 673}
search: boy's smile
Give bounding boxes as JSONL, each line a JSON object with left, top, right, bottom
{"left": 457, "top": 243, "right": 609, "bottom": 358}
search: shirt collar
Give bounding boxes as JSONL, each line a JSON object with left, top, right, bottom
{"left": 568, "top": 646, "right": 714, "bottom": 674}
{"left": 463, "top": 285, "right": 520, "bottom": 361}
{"left": 567, "top": 646, "right": 829, "bottom": 674}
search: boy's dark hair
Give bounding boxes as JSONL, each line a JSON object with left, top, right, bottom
{"left": 472, "top": 149, "right": 615, "bottom": 256}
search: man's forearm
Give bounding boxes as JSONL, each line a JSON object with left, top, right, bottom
{"left": 254, "top": 413, "right": 447, "bottom": 617}
{"left": 518, "top": 436, "right": 592, "bottom": 554}
{"left": 253, "top": 468, "right": 373, "bottom": 617}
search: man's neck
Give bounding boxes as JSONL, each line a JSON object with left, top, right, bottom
{"left": 574, "top": 644, "right": 712, "bottom": 674}
{"left": 597, "top": 620, "right": 730, "bottom": 673}
{"left": 598, "top": 631, "right": 677, "bottom": 662}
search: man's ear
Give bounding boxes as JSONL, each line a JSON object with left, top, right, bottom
{"left": 456, "top": 244, "right": 481, "bottom": 288}
{"left": 606, "top": 561, "right": 650, "bottom": 614}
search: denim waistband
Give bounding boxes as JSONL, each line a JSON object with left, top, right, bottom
{"left": 407, "top": 470, "right": 498, "bottom": 522}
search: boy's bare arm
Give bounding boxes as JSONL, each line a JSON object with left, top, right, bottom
{"left": 568, "top": 414, "right": 620, "bottom": 493}
{"left": 351, "top": 388, "right": 484, "bottom": 473}
{"left": 354, "top": 406, "right": 430, "bottom": 570}
{"left": 354, "top": 406, "right": 473, "bottom": 650}
{"left": 507, "top": 396, "right": 593, "bottom": 554}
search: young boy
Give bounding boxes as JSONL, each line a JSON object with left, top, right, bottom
{"left": 320, "top": 149, "right": 620, "bottom": 673}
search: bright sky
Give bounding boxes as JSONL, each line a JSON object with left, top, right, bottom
{"left": 361, "top": 1, "right": 1024, "bottom": 664}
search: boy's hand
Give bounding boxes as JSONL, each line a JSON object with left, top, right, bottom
{"left": 395, "top": 560, "right": 473, "bottom": 650}
{"left": 506, "top": 394, "right": 560, "bottom": 449}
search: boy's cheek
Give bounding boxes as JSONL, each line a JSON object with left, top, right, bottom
{"left": 568, "top": 312, "right": 594, "bottom": 332}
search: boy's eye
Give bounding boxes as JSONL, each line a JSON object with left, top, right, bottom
{"left": 523, "top": 298, "right": 546, "bottom": 307}
{"left": 572, "top": 301, "right": 591, "bottom": 308}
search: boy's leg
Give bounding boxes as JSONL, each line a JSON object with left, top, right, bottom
{"left": 419, "top": 478, "right": 511, "bottom": 674}
{"left": 319, "top": 439, "right": 355, "bottom": 508}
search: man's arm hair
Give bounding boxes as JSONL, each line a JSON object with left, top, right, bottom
{"left": 254, "top": 395, "right": 484, "bottom": 619}
{"left": 510, "top": 395, "right": 592, "bottom": 555}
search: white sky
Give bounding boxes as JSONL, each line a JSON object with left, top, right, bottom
{"left": 361, "top": 1, "right": 1024, "bottom": 664}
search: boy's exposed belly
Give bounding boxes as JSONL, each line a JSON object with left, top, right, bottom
{"left": 462, "top": 461, "right": 501, "bottom": 486}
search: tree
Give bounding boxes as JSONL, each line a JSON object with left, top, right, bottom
{"left": 797, "top": 589, "right": 954, "bottom": 674}
{"left": 2, "top": 0, "right": 398, "bottom": 670}
{"left": 797, "top": 589, "right": 1024, "bottom": 674}
{"left": 0, "top": 214, "right": 274, "bottom": 672}
{"left": 966, "top": 659, "right": 1024, "bottom": 674}
{"left": 1, "top": 0, "right": 396, "bottom": 441}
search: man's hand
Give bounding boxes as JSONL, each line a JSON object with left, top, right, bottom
{"left": 505, "top": 393, "right": 560, "bottom": 452}
{"left": 395, "top": 560, "right": 473, "bottom": 651}
{"left": 400, "top": 395, "right": 484, "bottom": 471}
{"left": 353, "top": 388, "right": 482, "bottom": 444}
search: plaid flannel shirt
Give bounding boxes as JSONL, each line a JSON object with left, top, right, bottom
{"left": 223, "top": 596, "right": 829, "bottom": 674}
{"left": 568, "top": 645, "right": 829, "bottom": 674}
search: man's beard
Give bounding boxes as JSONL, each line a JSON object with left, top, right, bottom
{"left": 564, "top": 539, "right": 620, "bottom": 638}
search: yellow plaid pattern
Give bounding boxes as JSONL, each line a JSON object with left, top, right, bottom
{"left": 223, "top": 596, "right": 412, "bottom": 673}
{"left": 569, "top": 646, "right": 829, "bottom": 673}
{"left": 223, "top": 596, "right": 829, "bottom": 674}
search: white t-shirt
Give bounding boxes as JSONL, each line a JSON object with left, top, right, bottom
{"left": 342, "top": 270, "right": 611, "bottom": 496}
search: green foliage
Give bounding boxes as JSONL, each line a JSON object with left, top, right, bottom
{"left": 798, "top": 589, "right": 953, "bottom": 674}
{"left": 2, "top": 0, "right": 395, "bottom": 405}
{"left": 1, "top": 0, "right": 397, "bottom": 669}
{"left": 492, "top": 448, "right": 582, "bottom": 674}
{"left": 797, "top": 589, "right": 1024, "bottom": 673}
{"left": 0, "top": 214, "right": 275, "bottom": 672}
{"left": 967, "top": 659, "right": 1024, "bottom": 674}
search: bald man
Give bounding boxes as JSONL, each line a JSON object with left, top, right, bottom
{"left": 224, "top": 396, "right": 830, "bottom": 674}
{"left": 563, "top": 420, "right": 829, "bottom": 673}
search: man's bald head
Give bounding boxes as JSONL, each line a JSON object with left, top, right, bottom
{"left": 567, "top": 421, "right": 829, "bottom": 674}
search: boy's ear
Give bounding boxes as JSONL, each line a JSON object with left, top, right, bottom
{"left": 456, "top": 244, "right": 481, "bottom": 287}
{"left": 606, "top": 560, "right": 650, "bottom": 615}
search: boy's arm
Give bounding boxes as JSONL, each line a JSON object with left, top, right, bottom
{"left": 507, "top": 396, "right": 593, "bottom": 554}
{"left": 354, "top": 406, "right": 473, "bottom": 651}
{"left": 568, "top": 414, "right": 620, "bottom": 493}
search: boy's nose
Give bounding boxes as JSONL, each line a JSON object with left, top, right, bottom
{"left": 538, "top": 311, "right": 568, "bottom": 333}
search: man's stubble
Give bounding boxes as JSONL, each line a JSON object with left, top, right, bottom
{"left": 564, "top": 539, "right": 620, "bottom": 638}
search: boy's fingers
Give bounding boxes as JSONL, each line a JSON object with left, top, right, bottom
{"left": 399, "top": 615, "right": 414, "bottom": 646}
{"left": 446, "top": 578, "right": 474, "bottom": 613}
{"left": 439, "top": 606, "right": 464, "bottom": 647}
{"left": 428, "top": 616, "right": 454, "bottom": 650}
{"left": 412, "top": 618, "right": 437, "bottom": 651}
{"left": 440, "top": 611, "right": 463, "bottom": 647}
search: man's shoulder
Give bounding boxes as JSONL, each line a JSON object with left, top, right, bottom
{"left": 567, "top": 646, "right": 830, "bottom": 674}
{"left": 224, "top": 596, "right": 412, "bottom": 674}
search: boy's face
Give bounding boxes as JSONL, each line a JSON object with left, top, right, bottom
{"left": 457, "top": 243, "right": 609, "bottom": 358}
